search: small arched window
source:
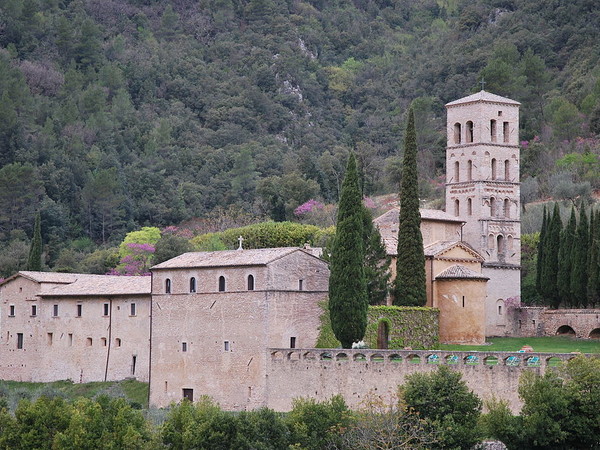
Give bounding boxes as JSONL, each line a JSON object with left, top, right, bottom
{"left": 165, "top": 278, "right": 171, "bottom": 294}
{"left": 466, "top": 121, "right": 474, "bottom": 143}
{"left": 454, "top": 199, "right": 460, "bottom": 217}
{"left": 497, "top": 235, "right": 505, "bottom": 255}
{"left": 507, "top": 235, "right": 514, "bottom": 251}
{"left": 247, "top": 274, "right": 254, "bottom": 291}
{"left": 503, "top": 121, "right": 510, "bottom": 143}
{"left": 491, "top": 158, "right": 497, "bottom": 180}
{"left": 490, "top": 197, "right": 496, "bottom": 217}
{"left": 490, "top": 119, "right": 497, "bottom": 142}
{"left": 190, "top": 277, "right": 196, "bottom": 293}
{"left": 454, "top": 161, "right": 460, "bottom": 182}
{"left": 503, "top": 199, "right": 510, "bottom": 218}
{"left": 218, "top": 276, "right": 226, "bottom": 292}
{"left": 467, "top": 198, "right": 473, "bottom": 216}
{"left": 488, "top": 234, "right": 495, "bottom": 249}
{"left": 467, "top": 160, "right": 473, "bottom": 181}
{"left": 504, "top": 159, "right": 510, "bottom": 180}
{"left": 454, "top": 123, "right": 462, "bottom": 144}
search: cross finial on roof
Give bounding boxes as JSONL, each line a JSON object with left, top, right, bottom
{"left": 480, "top": 78, "right": 486, "bottom": 91}
{"left": 237, "top": 235, "right": 244, "bottom": 250}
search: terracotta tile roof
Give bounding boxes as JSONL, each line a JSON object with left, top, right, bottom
{"left": 151, "top": 247, "right": 323, "bottom": 270}
{"left": 14, "top": 271, "right": 81, "bottom": 284}
{"left": 40, "top": 275, "right": 151, "bottom": 297}
{"left": 435, "top": 265, "right": 489, "bottom": 280}
{"left": 424, "top": 241, "right": 483, "bottom": 260}
{"left": 445, "top": 90, "right": 520, "bottom": 107}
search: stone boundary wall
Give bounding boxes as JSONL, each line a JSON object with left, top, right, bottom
{"left": 513, "top": 307, "right": 600, "bottom": 339}
{"left": 265, "top": 348, "right": 580, "bottom": 413}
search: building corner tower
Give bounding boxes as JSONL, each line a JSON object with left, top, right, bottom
{"left": 445, "top": 90, "right": 521, "bottom": 336}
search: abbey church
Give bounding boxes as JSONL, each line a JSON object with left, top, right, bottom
{"left": 0, "top": 91, "right": 524, "bottom": 410}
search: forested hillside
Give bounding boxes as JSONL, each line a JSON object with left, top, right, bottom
{"left": 1, "top": 0, "right": 599, "bottom": 274}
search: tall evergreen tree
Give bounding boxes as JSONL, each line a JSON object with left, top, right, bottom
{"left": 557, "top": 207, "right": 576, "bottom": 306}
{"left": 26, "top": 212, "right": 42, "bottom": 271}
{"left": 542, "top": 204, "right": 562, "bottom": 308}
{"left": 570, "top": 205, "right": 588, "bottom": 307}
{"left": 394, "top": 108, "right": 426, "bottom": 306}
{"left": 536, "top": 205, "right": 548, "bottom": 296}
{"left": 328, "top": 153, "right": 368, "bottom": 348}
{"left": 362, "top": 207, "right": 391, "bottom": 305}
{"left": 586, "top": 210, "right": 600, "bottom": 307}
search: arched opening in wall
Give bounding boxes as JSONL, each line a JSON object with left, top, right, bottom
{"left": 218, "top": 276, "right": 226, "bottom": 292}
{"left": 504, "top": 199, "right": 510, "bottom": 218}
{"left": 491, "top": 158, "right": 497, "bottom": 180}
{"left": 466, "top": 121, "right": 474, "bottom": 143}
{"left": 165, "top": 278, "right": 171, "bottom": 294}
{"left": 189, "top": 277, "right": 196, "bottom": 293}
{"left": 507, "top": 235, "right": 514, "bottom": 251}
{"left": 488, "top": 233, "right": 495, "bottom": 249}
{"left": 556, "top": 325, "right": 576, "bottom": 336}
{"left": 503, "top": 121, "right": 510, "bottom": 143}
{"left": 454, "top": 199, "right": 460, "bottom": 217}
{"left": 490, "top": 197, "right": 496, "bottom": 217}
{"left": 467, "top": 198, "right": 472, "bottom": 216}
{"left": 589, "top": 328, "right": 600, "bottom": 339}
{"left": 247, "top": 274, "right": 254, "bottom": 291}
{"left": 504, "top": 159, "right": 510, "bottom": 180}
{"left": 454, "top": 161, "right": 460, "bottom": 182}
{"left": 496, "top": 299, "right": 504, "bottom": 315}
{"left": 490, "top": 119, "right": 497, "bottom": 142}
{"left": 497, "top": 235, "right": 505, "bottom": 255}
{"left": 377, "top": 320, "right": 389, "bottom": 349}
{"left": 454, "top": 123, "right": 462, "bottom": 144}
{"left": 467, "top": 160, "right": 473, "bottom": 181}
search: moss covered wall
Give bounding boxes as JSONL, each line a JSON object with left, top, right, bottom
{"left": 364, "top": 306, "right": 439, "bottom": 349}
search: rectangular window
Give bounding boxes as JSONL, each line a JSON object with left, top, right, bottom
{"left": 182, "top": 388, "right": 194, "bottom": 402}
{"left": 298, "top": 279, "right": 304, "bottom": 291}
{"left": 17, "top": 333, "right": 23, "bottom": 349}
{"left": 182, "top": 342, "right": 187, "bottom": 352}
{"left": 47, "top": 332, "right": 53, "bottom": 345}
{"left": 31, "top": 304, "right": 37, "bottom": 316}
{"left": 290, "top": 337, "right": 296, "bottom": 349}
{"left": 503, "top": 121, "right": 509, "bottom": 143}
{"left": 130, "top": 303, "right": 136, "bottom": 316}
{"left": 77, "top": 304, "right": 82, "bottom": 317}
{"left": 9, "top": 305, "right": 15, "bottom": 317}
{"left": 224, "top": 341, "right": 230, "bottom": 352}
{"left": 68, "top": 333, "right": 73, "bottom": 346}
{"left": 53, "top": 304, "right": 59, "bottom": 317}
{"left": 103, "top": 303, "right": 109, "bottom": 316}
{"left": 132, "top": 355, "right": 137, "bottom": 375}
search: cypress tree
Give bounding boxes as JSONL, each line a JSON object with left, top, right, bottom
{"left": 587, "top": 210, "right": 599, "bottom": 307}
{"left": 542, "top": 204, "right": 562, "bottom": 308}
{"left": 556, "top": 207, "right": 576, "bottom": 306}
{"left": 328, "top": 153, "right": 368, "bottom": 348}
{"left": 570, "top": 205, "right": 589, "bottom": 307}
{"left": 536, "top": 205, "right": 548, "bottom": 296}
{"left": 394, "top": 108, "right": 426, "bottom": 306}
{"left": 363, "top": 207, "right": 391, "bottom": 305}
{"left": 26, "top": 212, "right": 42, "bottom": 271}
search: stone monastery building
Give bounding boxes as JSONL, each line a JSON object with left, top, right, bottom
{"left": 0, "top": 91, "right": 525, "bottom": 409}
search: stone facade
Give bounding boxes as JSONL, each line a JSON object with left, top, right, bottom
{"left": 512, "top": 307, "right": 600, "bottom": 339}
{"left": 0, "top": 272, "right": 151, "bottom": 382}
{"left": 149, "top": 247, "right": 329, "bottom": 409}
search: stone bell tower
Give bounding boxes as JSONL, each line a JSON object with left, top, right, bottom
{"left": 445, "top": 90, "right": 521, "bottom": 336}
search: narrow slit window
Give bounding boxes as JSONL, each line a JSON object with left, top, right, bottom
{"left": 298, "top": 279, "right": 304, "bottom": 291}
{"left": 165, "top": 278, "right": 171, "bottom": 294}
{"left": 454, "top": 199, "right": 460, "bottom": 217}
{"left": 182, "top": 342, "right": 187, "bottom": 352}
{"left": 224, "top": 341, "right": 230, "bottom": 352}
{"left": 454, "top": 161, "right": 460, "bottom": 182}
{"left": 103, "top": 303, "right": 109, "bottom": 316}
{"left": 53, "top": 304, "right": 59, "bottom": 317}
{"left": 17, "top": 333, "right": 23, "bottom": 349}
{"left": 190, "top": 277, "right": 196, "bottom": 293}
{"left": 219, "top": 276, "right": 226, "bottom": 292}
{"left": 503, "top": 121, "right": 509, "bottom": 143}
{"left": 130, "top": 302, "right": 136, "bottom": 316}
{"left": 31, "top": 304, "right": 37, "bottom": 316}
{"left": 467, "top": 198, "right": 473, "bottom": 216}
{"left": 247, "top": 274, "right": 254, "bottom": 291}
{"left": 77, "top": 304, "right": 82, "bottom": 317}
{"left": 290, "top": 337, "right": 296, "bottom": 348}
{"left": 47, "top": 332, "right": 53, "bottom": 345}
{"left": 491, "top": 158, "right": 497, "bottom": 180}
{"left": 9, "top": 305, "right": 15, "bottom": 317}
{"left": 132, "top": 355, "right": 137, "bottom": 375}
{"left": 490, "top": 119, "right": 497, "bottom": 142}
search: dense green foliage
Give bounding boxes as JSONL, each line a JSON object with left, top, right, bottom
{"left": 394, "top": 108, "right": 426, "bottom": 306}
{"left": 328, "top": 154, "right": 368, "bottom": 348}
{"left": 1, "top": 0, "right": 600, "bottom": 275}
{"left": 362, "top": 207, "right": 391, "bottom": 305}
{"left": 480, "top": 356, "right": 600, "bottom": 449}
{"left": 365, "top": 306, "right": 439, "bottom": 349}
{"left": 402, "top": 366, "right": 482, "bottom": 449}
{"left": 534, "top": 202, "right": 600, "bottom": 307}
{"left": 25, "top": 211, "right": 42, "bottom": 271}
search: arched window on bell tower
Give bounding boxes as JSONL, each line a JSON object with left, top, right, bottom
{"left": 491, "top": 158, "right": 497, "bottom": 180}
{"left": 467, "top": 160, "right": 473, "bottom": 181}
{"left": 454, "top": 161, "right": 460, "bottom": 182}
{"left": 454, "top": 199, "right": 460, "bottom": 217}
{"left": 490, "top": 119, "right": 497, "bottom": 142}
{"left": 503, "top": 199, "right": 510, "bottom": 218}
{"left": 497, "top": 235, "right": 505, "bottom": 255}
{"left": 490, "top": 197, "right": 496, "bottom": 217}
{"left": 466, "top": 121, "right": 474, "bottom": 143}
{"left": 467, "top": 198, "right": 473, "bottom": 216}
{"left": 504, "top": 159, "right": 510, "bottom": 180}
{"left": 454, "top": 123, "right": 462, "bottom": 144}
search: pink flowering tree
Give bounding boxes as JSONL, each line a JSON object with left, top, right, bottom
{"left": 108, "top": 243, "right": 155, "bottom": 276}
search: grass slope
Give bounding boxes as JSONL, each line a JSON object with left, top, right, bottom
{"left": 440, "top": 336, "right": 600, "bottom": 354}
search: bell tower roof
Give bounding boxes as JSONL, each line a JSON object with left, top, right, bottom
{"left": 446, "top": 90, "right": 521, "bottom": 108}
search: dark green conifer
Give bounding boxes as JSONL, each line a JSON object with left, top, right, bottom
{"left": 394, "top": 108, "right": 426, "bottom": 306}
{"left": 587, "top": 210, "right": 599, "bottom": 307}
{"left": 542, "top": 204, "right": 562, "bottom": 308}
{"left": 362, "top": 207, "right": 391, "bottom": 305}
{"left": 570, "top": 205, "right": 588, "bottom": 307}
{"left": 26, "top": 212, "right": 42, "bottom": 271}
{"left": 557, "top": 207, "right": 576, "bottom": 306}
{"left": 328, "top": 153, "right": 368, "bottom": 348}
{"left": 536, "top": 205, "right": 548, "bottom": 296}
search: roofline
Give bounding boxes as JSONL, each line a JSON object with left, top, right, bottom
{"left": 39, "top": 292, "right": 150, "bottom": 298}
{"left": 0, "top": 271, "right": 74, "bottom": 287}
